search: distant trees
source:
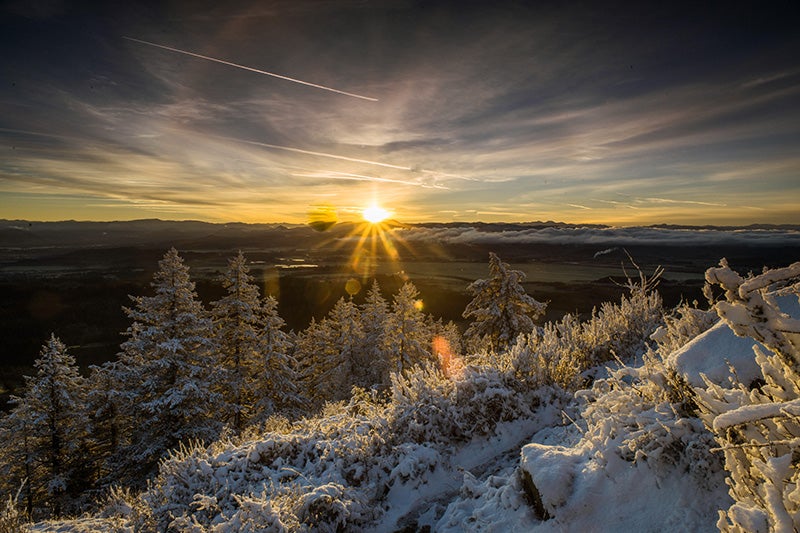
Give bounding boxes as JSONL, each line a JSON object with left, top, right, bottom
{"left": 295, "top": 279, "right": 453, "bottom": 406}
{"left": 357, "top": 281, "right": 390, "bottom": 386}
{"left": 298, "top": 297, "right": 365, "bottom": 406}
{"left": 463, "top": 253, "right": 547, "bottom": 352}
{"left": 253, "top": 294, "right": 304, "bottom": 419}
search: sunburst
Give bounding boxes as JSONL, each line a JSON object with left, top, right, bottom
{"left": 363, "top": 205, "right": 391, "bottom": 224}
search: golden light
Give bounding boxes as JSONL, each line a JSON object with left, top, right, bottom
{"left": 320, "top": 199, "right": 419, "bottom": 284}
{"left": 363, "top": 205, "right": 391, "bottom": 224}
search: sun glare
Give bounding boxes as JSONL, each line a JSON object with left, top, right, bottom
{"left": 363, "top": 205, "right": 390, "bottom": 224}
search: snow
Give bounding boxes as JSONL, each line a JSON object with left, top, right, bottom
{"left": 669, "top": 319, "right": 763, "bottom": 388}
{"left": 372, "top": 416, "right": 555, "bottom": 532}
{"left": 437, "top": 415, "right": 729, "bottom": 533}
{"left": 713, "top": 397, "right": 800, "bottom": 431}
{"left": 669, "top": 295, "right": 800, "bottom": 389}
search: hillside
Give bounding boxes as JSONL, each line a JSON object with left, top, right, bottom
{"left": 4, "top": 258, "right": 800, "bottom": 532}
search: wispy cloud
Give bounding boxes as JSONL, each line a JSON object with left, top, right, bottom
{"left": 641, "top": 197, "right": 727, "bottom": 207}
{"left": 2, "top": 2, "right": 798, "bottom": 224}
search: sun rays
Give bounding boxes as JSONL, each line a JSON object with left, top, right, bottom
{"left": 307, "top": 202, "right": 420, "bottom": 287}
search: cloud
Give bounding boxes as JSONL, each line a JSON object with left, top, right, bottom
{"left": 398, "top": 225, "right": 800, "bottom": 248}
{"left": 1, "top": 2, "right": 798, "bottom": 224}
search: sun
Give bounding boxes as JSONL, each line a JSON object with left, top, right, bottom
{"left": 363, "top": 205, "right": 391, "bottom": 224}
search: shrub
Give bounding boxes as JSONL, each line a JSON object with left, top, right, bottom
{"left": 695, "top": 260, "right": 800, "bottom": 532}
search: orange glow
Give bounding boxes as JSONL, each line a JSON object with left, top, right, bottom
{"left": 433, "top": 335, "right": 463, "bottom": 379}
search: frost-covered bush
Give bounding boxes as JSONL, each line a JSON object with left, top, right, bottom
{"left": 390, "top": 365, "right": 460, "bottom": 444}
{"left": 0, "top": 488, "right": 27, "bottom": 533}
{"left": 646, "top": 299, "right": 718, "bottom": 408}
{"left": 389, "top": 364, "right": 538, "bottom": 445}
{"left": 140, "top": 404, "right": 388, "bottom": 532}
{"left": 694, "top": 260, "right": 800, "bottom": 533}
{"left": 96, "top": 485, "right": 154, "bottom": 530}
{"left": 578, "top": 351, "right": 722, "bottom": 486}
{"left": 510, "top": 271, "right": 664, "bottom": 389}
{"left": 651, "top": 299, "right": 718, "bottom": 356}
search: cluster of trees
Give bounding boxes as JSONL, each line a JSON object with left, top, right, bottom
{"left": 0, "top": 249, "right": 546, "bottom": 519}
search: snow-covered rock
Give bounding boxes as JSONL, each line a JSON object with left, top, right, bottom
{"left": 669, "top": 295, "right": 800, "bottom": 388}
{"left": 519, "top": 443, "right": 582, "bottom": 517}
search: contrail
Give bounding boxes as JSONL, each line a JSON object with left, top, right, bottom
{"left": 229, "top": 137, "right": 412, "bottom": 170}
{"left": 122, "top": 36, "right": 378, "bottom": 102}
{"left": 217, "top": 134, "right": 468, "bottom": 183}
{"left": 227, "top": 137, "right": 472, "bottom": 182}
{"left": 292, "top": 170, "right": 449, "bottom": 189}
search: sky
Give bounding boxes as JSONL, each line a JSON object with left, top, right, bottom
{"left": 1, "top": 0, "right": 798, "bottom": 225}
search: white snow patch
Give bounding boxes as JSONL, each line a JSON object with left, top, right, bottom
{"left": 670, "top": 295, "right": 800, "bottom": 388}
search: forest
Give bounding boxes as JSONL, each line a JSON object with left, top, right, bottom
{"left": 1, "top": 249, "right": 799, "bottom": 532}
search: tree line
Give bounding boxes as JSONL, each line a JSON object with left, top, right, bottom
{"left": 0, "top": 249, "right": 545, "bottom": 519}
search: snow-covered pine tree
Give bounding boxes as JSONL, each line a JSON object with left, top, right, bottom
{"left": 385, "top": 282, "right": 433, "bottom": 375}
{"left": 211, "top": 251, "right": 265, "bottom": 431}
{"left": 463, "top": 253, "right": 547, "bottom": 352}
{"left": 0, "top": 335, "right": 88, "bottom": 518}
{"left": 84, "top": 361, "right": 130, "bottom": 487}
{"left": 299, "top": 297, "right": 365, "bottom": 407}
{"left": 358, "top": 280, "right": 390, "bottom": 388}
{"left": 112, "top": 248, "right": 220, "bottom": 483}
{"left": 431, "top": 318, "right": 463, "bottom": 378}
{"left": 0, "top": 386, "right": 41, "bottom": 519}
{"left": 253, "top": 294, "right": 303, "bottom": 420}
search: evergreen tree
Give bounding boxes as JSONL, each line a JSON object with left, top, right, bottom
{"left": 211, "top": 251, "right": 264, "bottom": 431}
{"left": 211, "top": 252, "right": 301, "bottom": 429}
{"left": 298, "top": 297, "right": 364, "bottom": 407}
{"left": 463, "top": 253, "right": 547, "bottom": 352}
{"left": 358, "top": 280, "right": 390, "bottom": 388}
{"left": 253, "top": 294, "right": 302, "bottom": 420}
{"left": 431, "top": 319, "right": 463, "bottom": 377}
{"left": 385, "top": 282, "right": 433, "bottom": 375}
{"left": 0, "top": 335, "right": 88, "bottom": 518}
{"left": 0, "top": 394, "right": 37, "bottom": 517}
{"left": 84, "top": 361, "right": 129, "bottom": 486}
{"left": 112, "top": 248, "right": 220, "bottom": 482}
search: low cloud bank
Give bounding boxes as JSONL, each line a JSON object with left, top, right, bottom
{"left": 399, "top": 225, "right": 800, "bottom": 247}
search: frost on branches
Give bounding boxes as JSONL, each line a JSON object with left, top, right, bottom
{"left": 211, "top": 251, "right": 301, "bottom": 431}
{"left": 509, "top": 268, "right": 663, "bottom": 389}
{"left": 0, "top": 335, "right": 89, "bottom": 519}
{"left": 112, "top": 248, "right": 221, "bottom": 483}
{"left": 696, "top": 260, "right": 800, "bottom": 533}
{"left": 463, "top": 253, "right": 547, "bottom": 353}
